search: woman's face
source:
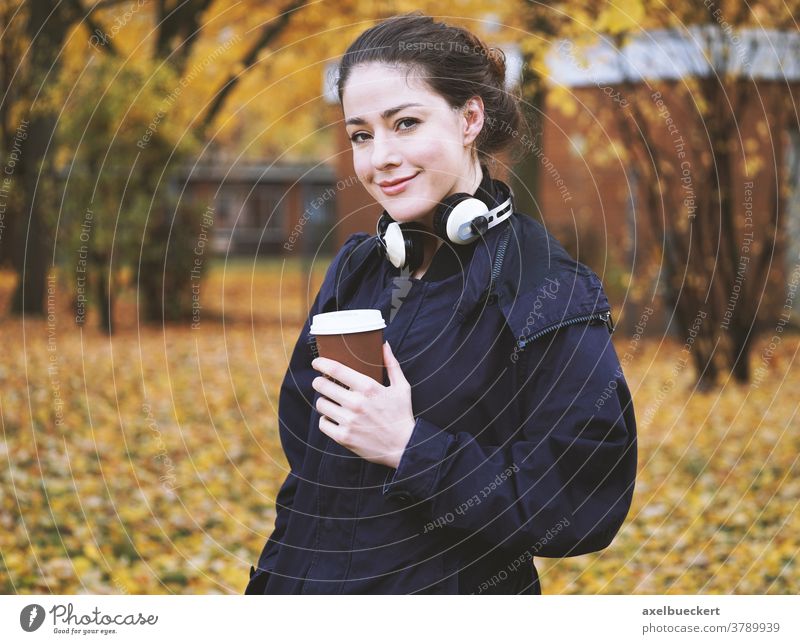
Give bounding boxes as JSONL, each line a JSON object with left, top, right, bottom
{"left": 341, "top": 62, "right": 484, "bottom": 230}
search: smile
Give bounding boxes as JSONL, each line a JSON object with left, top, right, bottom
{"left": 379, "top": 173, "right": 419, "bottom": 196}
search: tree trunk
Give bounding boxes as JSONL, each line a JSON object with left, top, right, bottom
{"left": 10, "top": 109, "right": 52, "bottom": 316}
{"left": 730, "top": 332, "right": 752, "bottom": 383}
{"left": 97, "top": 265, "right": 114, "bottom": 335}
{"left": 512, "top": 51, "right": 545, "bottom": 220}
{"left": 10, "top": 0, "right": 72, "bottom": 316}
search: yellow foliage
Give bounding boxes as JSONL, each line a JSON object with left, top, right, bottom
{"left": 547, "top": 84, "right": 579, "bottom": 118}
{"left": 596, "top": 0, "right": 646, "bottom": 35}
{"left": 0, "top": 258, "right": 798, "bottom": 593}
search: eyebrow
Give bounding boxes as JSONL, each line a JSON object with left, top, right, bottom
{"left": 345, "top": 102, "right": 424, "bottom": 126}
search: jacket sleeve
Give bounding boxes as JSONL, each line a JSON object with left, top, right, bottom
{"left": 253, "top": 293, "right": 319, "bottom": 574}
{"left": 254, "top": 233, "right": 371, "bottom": 574}
{"left": 382, "top": 320, "right": 637, "bottom": 558}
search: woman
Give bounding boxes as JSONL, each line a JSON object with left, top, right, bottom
{"left": 246, "top": 12, "right": 637, "bottom": 594}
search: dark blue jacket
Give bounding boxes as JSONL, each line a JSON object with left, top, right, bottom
{"left": 245, "top": 202, "right": 637, "bottom": 594}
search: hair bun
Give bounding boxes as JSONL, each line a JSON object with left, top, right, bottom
{"left": 486, "top": 47, "right": 506, "bottom": 83}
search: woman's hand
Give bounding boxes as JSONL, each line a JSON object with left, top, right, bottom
{"left": 311, "top": 341, "right": 415, "bottom": 469}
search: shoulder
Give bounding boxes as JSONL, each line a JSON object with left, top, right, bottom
{"left": 328, "top": 232, "right": 373, "bottom": 276}
{"left": 497, "top": 213, "right": 614, "bottom": 353}
{"left": 316, "top": 232, "right": 376, "bottom": 310}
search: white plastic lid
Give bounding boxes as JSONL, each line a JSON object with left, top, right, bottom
{"left": 310, "top": 309, "right": 386, "bottom": 335}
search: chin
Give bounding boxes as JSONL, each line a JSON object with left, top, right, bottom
{"left": 377, "top": 190, "right": 439, "bottom": 221}
{"left": 382, "top": 203, "right": 434, "bottom": 226}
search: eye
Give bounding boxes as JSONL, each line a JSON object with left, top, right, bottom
{"left": 397, "top": 117, "right": 419, "bottom": 131}
{"left": 349, "top": 118, "right": 420, "bottom": 144}
{"left": 349, "top": 131, "right": 370, "bottom": 144}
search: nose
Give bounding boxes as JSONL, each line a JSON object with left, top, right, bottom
{"left": 370, "top": 132, "right": 401, "bottom": 171}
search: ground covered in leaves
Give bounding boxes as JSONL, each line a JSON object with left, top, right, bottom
{"left": 1, "top": 260, "right": 797, "bottom": 594}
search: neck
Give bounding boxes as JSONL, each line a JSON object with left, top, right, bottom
{"left": 413, "top": 159, "right": 485, "bottom": 278}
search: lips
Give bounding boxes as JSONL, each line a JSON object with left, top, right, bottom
{"left": 378, "top": 172, "right": 419, "bottom": 195}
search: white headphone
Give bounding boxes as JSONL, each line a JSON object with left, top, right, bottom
{"left": 375, "top": 173, "right": 515, "bottom": 272}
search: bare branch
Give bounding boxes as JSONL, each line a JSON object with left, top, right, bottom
{"left": 200, "top": 0, "right": 309, "bottom": 132}
{"left": 69, "top": 0, "right": 118, "bottom": 56}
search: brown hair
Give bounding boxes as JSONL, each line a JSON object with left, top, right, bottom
{"left": 336, "top": 12, "right": 526, "bottom": 166}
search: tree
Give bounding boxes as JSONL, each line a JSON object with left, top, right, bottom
{"left": 0, "top": 0, "right": 27, "bottom": 269}
{"left": 50, "top": 57, "right": 199, "bottom": 333}
{"left": 7, "top": 0, "right": 77, "bottom": 316}
{"left": 538, "top": 0, "right": 800, "bottom": 387}
{"left": 3, "top": 0, "right": 311, "bottom": 321}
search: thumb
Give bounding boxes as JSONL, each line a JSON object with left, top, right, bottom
{"left": 383, "top": 341, "right": 407, "bottom": 387}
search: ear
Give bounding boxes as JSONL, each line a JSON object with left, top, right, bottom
{"left": 461, "top": 96, "right": 485, "bottom": 146}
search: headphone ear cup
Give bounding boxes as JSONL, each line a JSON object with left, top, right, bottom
{"left": 376, "top": 210, "right": 401, "bottom": 266}
{"left": 435, "top": 194, "right": 489, "bottom": 244}
{"left": 433, "top": 193, "right": 471, "bottom": 241}
{"left": 377, "top": 210, "right": 393, "bottom": 237}
{"left": 378, "top": 220, "right": 405, "bottom": 268}
{"left": 402, "top": 225, "right": 425, "bottom": 273}
{"left": 377, "top": 210, "right": 426, "bottom": 272}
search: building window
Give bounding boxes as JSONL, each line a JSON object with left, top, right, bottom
{"left": 256, "top": 183, "right": 287, "bottom": 242}
{"left": 301, "top": 183, "right": 336, "bottom": 254}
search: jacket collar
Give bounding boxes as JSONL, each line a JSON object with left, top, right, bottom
{"left": 328, "top": 185, "right": 612, "bottom": 347}
{"left": 491, "top": 214, "right": 612, "bottom": 348}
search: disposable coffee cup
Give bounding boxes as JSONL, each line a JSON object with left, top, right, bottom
{"left": 310, "top": 309, "right": 387, "bottom": 384}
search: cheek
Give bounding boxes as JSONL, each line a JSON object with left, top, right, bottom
{"left": 413, "top": 137, "right": 459, "bottom": 170}
{"left": 351, "top": 148, "right": 372, "bottom": 180}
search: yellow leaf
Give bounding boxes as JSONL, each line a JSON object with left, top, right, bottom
{"left": 597, "top": 0, "right": 646, "bottom": 35}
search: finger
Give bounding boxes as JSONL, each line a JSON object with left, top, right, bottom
{"left": 383, "top": 341, "right": 408, "bottom": 388}
{"left": 312, "top": 374, "right": 357, "bottom": 407}
{"left": 312, "top": 356, "right": 379, "bottom": 391}
{"left": 319, "top": 414, "right": 345, "bottom": 443}
{"left": 315, "top": 395, "right": 348, "bottom": 426}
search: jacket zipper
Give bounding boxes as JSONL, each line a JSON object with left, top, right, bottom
{"left": 483, "top": 225, "right": 614, "bottom": 345}
{"left": 518, "top": 310, "right": 613, "bottom": 349}
{"left": 482, "top": 225, "right": 512, "bottom": 304}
